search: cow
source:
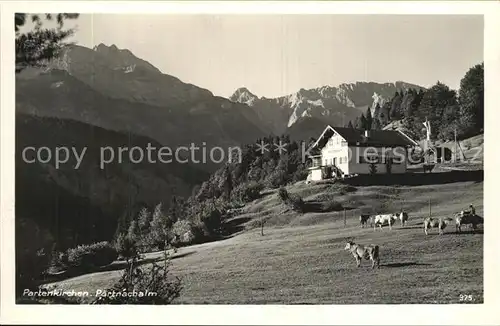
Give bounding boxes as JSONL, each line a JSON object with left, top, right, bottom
{"left": 423, "top": 217, "right": 453, "bottom": 235}
{"left": 344, "top": 238, "right": 380, "bottom": 269}
{"left": 455, "top": 211, "right": 484, "bottom": 233}
{"left": 398, "top": 210, "right": 409, "bottom": 227}
{"left": 373, "top": 214, "right": 397, "bottom": 230}
{"left": 359, "top": 214, "right": 372, "bottom": 228}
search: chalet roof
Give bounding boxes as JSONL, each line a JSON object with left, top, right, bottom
{"left": 312, "top": 126, "right": 418, "bottom": 149}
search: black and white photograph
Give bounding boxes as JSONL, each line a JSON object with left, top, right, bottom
{"left": 1, "top": 1, "right": 499, "bottom": 325}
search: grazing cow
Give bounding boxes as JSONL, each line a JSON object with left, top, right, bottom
{"left": 398, "top": 210, "right": 409, "bottom": 227}
{"left": 424, "top": 217, "right": 453, "bottom": 235}
{"left": 373, "top": 214, "right": 397, "bottom": 230}
{"left": 359, "top": 214, "right": 372, "bottom": 228}
{"left": 455, "top": 211, "right": 484, "bottom": 233}
{"left": 344, "top": 238, "right": 380, "bottom": 269}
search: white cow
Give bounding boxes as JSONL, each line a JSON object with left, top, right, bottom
{"left": 424, "top": 217, "right": 453, "bottom": 235}
{"left": 373, "top": 214, "right": 397, "bottom": 230}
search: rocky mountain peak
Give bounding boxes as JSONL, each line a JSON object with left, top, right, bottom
{"left": 316, "top": 85, "right": 337, "bottom": 98}
{"left": 229, "top": 80, "right": 424, "bottom": 132}
{"left": 93, "top": 43, "right": 120, "bottom": 52}
{"left": 229, "top": 87, "right": 259, "bottom": 105}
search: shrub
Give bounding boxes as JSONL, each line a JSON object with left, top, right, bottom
{"left": 181, "top": 230, "right": 195, "bottom": 244}
{"left": 171, "top": 220, "right": 199, "bottom": 246}
{"left": 187, "top": 200, "right": 227, "bottom": 238}
{"left": 265, "top": 169, "right": 289, "bottom": 188}
{"left": 290, "top": 195, "right": 305, "bottom": 213}
{"left": 278, "top": 187, "right": 305, "bottom": 213}
{"left": 328, "top": 183, "right": 357, "bottom": 195}
{"left": 15, "top": 218, "right": 54, "bottom": 296}
{"left": 47, "top": 247, "right": 67, "bottom": 274}
{"left": 321, "top": 200, "right": 343, "bottom": 212}
{"left": 314, "top": 193, "right": 336, "bottom": 202}
{"left": 277, "top": 187, "right": 290, "bottom": 202}
{"left": 202, "top": 207, "right": 224, "bottom": 236}
{"left": 66, "top": 241, "right": 118, "bottom": 271}
{"left": 341, "top": 185, "right": 357, "bottom": 193}
{"left": 92, "top": 251, "right": 182, "bottom": 304}
{"left": 292, "top": 166, "right": 309, "bottom": 182}
{"left": 16, "top": 247, "right": 51, "bottom": 297}
{"left": 232, "top": 181, "right": 263, "bottom": 203}
{"left": 149, "top": 206, "right": 175, "bottom": 251}
{"left": 114, "top": 233, "right": 140, "bottom": 262}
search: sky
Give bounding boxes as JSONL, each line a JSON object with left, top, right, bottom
{"left": 64, "top": 14, "right": 482, "bottom": 98}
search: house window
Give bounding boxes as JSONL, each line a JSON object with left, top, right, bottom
{"left": 339, "top": 157, "right": 343, "bottom": 164}
{"left": 344, "top": 156, "right": 348, "bottom": 163}
{"left": 341, "top": 141, "right": 347, "bottom": 147}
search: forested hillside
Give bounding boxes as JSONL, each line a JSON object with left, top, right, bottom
{"left": 347, "top": 63, "right": 484, "bottom": 142}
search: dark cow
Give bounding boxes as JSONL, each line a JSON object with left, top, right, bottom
{"left": 359, "top": 214, "right": 372, "bottom": 228}
{"left": 455, "top": 211, "right": 484, "bottom": 232}
{"left": 398, "top": 211, "right": 409, "bottom": 227}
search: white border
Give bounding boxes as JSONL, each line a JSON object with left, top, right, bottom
{"left": 2, "top": 1, "right": 500, "bottom": 325}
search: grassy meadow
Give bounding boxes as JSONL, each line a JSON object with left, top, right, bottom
{"left": 43, "top": 176, "right": 483, "bottom": 304}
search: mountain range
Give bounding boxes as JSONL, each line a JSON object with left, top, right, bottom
{"left": 18, "top": 44, "right": 268, "bottom": 158}
{"left": 15, "top": 42, "right": 424, "bottom": 248}
{"left": 18, "top": 43, "right": 424, "bottom": 147}
{"left": 229, "top": 81, "right": 422, "bottom": 136}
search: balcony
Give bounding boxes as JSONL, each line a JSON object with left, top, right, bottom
{"left": 309, "top": 155, "right": 322, "bottom": 169}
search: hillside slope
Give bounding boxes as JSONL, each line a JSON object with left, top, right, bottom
{"left": 43, "top": 176, "right": 483, "bottom": 304}
{"left": 16, "top": 113, "right": 209, "bottom": 249}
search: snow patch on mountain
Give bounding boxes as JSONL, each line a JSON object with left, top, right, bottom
{"left": 370, "top": 92, "right": 387, "bottom": 113}
{"left": 308, "top": 99, "right": 324, "bottom": 107}
{"left": 335, "top": 87, "right": 356, "bottom": 108}
{"left": 286, "top": 98, "right": 329, "bottom": 127}
{"left": 316, "top": 85, "right": 337, "bottom": 98}
{"left": 229, "top": 87, "right": 259, "bottom": 106}
{"left": 50, "top": 81, "right": 64, "bottom": 89}
{"left": 124, "top": 64, "right": 136, "bottom": 74}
